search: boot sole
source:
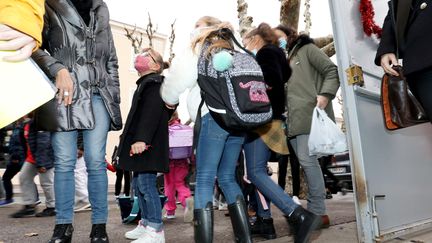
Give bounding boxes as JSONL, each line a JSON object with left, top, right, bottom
{"left": 298, "top": 216, "right": 322, "bottom": 243}
{"left": 252, "top": 233, "right": 277, "bottom": 240}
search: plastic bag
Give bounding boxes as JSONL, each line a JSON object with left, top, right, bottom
{"left": 308, "top": 107, "right": 348, "bottom": 157}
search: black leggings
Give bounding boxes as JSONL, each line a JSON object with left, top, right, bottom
{"left": 277, "top": 142, "right": 300, "bottom": 197}
{"left": 408, "top": 69, "right": 432, "bottom": 120}
{"left": 115, "top": 169, "right": 131, "bottom": 196}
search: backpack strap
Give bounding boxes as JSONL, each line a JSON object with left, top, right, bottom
{"left": 218, "top": 28, "right": 254, "bottom": 56}
{"left": 192, "top": 98, "right": 205, "bottom": 152}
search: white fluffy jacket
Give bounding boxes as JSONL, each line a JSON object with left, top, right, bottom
{"left": 161, "top": 46, "right": 208, "bottom": 122}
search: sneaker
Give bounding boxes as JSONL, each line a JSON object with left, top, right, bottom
{"left": 35, "top": 207, "right": 56, "bottom": 217}
{"left": 183, "top": 197, "right": 194, "bottom": 223}
{"left": 74, "top": 201, "right": 91, "bottom": 212}
{"left": 292, "top": 196, "right": 301, "bottom": 205}
{"left": 10, "top": 205, "right": 35, "bottom": 218}
{"left": 0, "top": 198, "right": 14, "bottom": 207}
{"left": 131, "top": 226, "right": 165, "bottom": 243}
{"left": 125, "top": 221, "right": 148, "bottom": 240}
{"left": 164, "top": 212, "right": 176, "bottom": 219}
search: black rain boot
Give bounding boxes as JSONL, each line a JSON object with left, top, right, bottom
{"left": 227, "top": 196, "right": 252, "bottom": 243}
{"left": 90, "top": 224, "right": 109, "bottom": 243}
{"left": 251, "top": 216, "right": 277, "bottom": 239}
{"left": 48, "top": 224, "right": 74, "bottom": 243}
{"left": 193, "top": 202, "right": 213, "bottom": 243}
{"left": 288, "top": 206, "right": 322, "bottom": 243}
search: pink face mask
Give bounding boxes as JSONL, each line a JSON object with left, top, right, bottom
{"left": 134, "top": 55, "right": 151, "bottom": 74}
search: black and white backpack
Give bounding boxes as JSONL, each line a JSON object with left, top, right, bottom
{"left": 196, "top": 30, "right": 273, "bottom": 132}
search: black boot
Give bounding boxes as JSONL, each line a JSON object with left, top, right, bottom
{"left": 193, "top": 202, "right": 213, "bottom": 243}
{"left": 288, "top": 206, "right": 322, "bottom": 243}
{"left": 10, "top": 205, "right": 35, "bottom": 218}
{"left": 90, "top": 224, "right": 109, "bottom": 243}
{"left": 227, "top": 196, "right": 252, "bottom": 243}
{"left": 48, "top": 224, "right": 74, "bottom": 243}
{"left": 251, "top": 216, "right": 276, "bottom": 239}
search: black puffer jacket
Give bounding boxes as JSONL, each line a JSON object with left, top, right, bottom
{"left": 32, "top": 0, "right": 122, "bottom": 131}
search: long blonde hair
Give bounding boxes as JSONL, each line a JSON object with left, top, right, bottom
{"left": 191, "top": 22, "right": 235, "bottom": 58}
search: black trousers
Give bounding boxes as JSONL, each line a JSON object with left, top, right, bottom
{"left": 277, "top": 142, "right": 300, "bottom": 197}
{"left": 2, "top": 161, "right": 23, "bottom": 200}
{"left": 408, "top": 68, "right": 432, "bottom": 120}
{"left": 115, "top": 169, "right": 131, "bottom": 196}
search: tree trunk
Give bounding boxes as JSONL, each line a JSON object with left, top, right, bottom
{"left": 280, "top": 0, "right": 301, "bottom": 30}
{"left": 321, "top": 41, "right": 335, "bottom": 57}
{"left": 237, "top": 0, "right": 254, "bottom": 37}
{"left": 314, "top": 35, "right": 333, "bottom": 48}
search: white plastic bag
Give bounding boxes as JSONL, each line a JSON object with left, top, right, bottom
{"left": 308, "top": 107, "right": 348, "bottom": 157}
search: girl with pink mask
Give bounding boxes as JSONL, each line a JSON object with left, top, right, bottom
{"left": 117, "top": 48, "right": 171, "bottom": 243}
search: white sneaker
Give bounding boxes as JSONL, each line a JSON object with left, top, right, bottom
{"left": 125, "top": 221, "right": 148, "bottom": 240}
{"left": 292, "top": 196, "right": 301, "bottom": 205}
{"left": 183, "top": 197, "right": 194, "bottom": 223}
{"left": 74, "top": 201, "right": 91, "bottom": 212}
{"left": 131, "top": 226, "right": 165, "bottom": 243}
{"left": 164, "top": 213, "right": 176, "bottom": 219}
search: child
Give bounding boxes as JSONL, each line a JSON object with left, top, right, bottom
{"left": 163, "top": 111, "right": 194, "bottom": 222}
{"left": 118, "top": 48, "right": 171, "bottom": 243}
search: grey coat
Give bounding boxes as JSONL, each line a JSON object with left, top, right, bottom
{"left": 32, "top": 0, "right": 122, "bottom": 131}
{"left": 286, "top": 39, "right": 340, "bottom": 137}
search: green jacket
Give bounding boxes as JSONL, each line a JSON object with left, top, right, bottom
{"left": 286, "top": 42, "right": 340, "bottom": 138}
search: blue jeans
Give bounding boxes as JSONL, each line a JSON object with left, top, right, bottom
{"left": 51, "top": 95, "right": 110, "bottom": 224}
{"left": 194, "top": 113, "right": 245, "bottom": 209}
{"left": 244, "top": 135, "right": 299, "bottom": 217}
{"left": 134, "top": 173, "right": 163, "bottom": 232}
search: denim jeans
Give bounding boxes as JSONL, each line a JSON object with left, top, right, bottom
{"left": 290, "top": 135, "right": 326, "bottom": 215}
{"left": 244, "top": 135, "right": 299, "bottom": 218}
{"left": 51, "top": 95, "right": 110, "bottom": 224}
{"left": 194, "top": 113, "right": 245, "bottom": 209}
{"left": 134, "top": 172, "right": 163, "bottom": 232}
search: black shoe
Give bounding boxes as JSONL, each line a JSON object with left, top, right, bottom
{"left": 10, "top": 205, "right": 35, "bottom": 218}
{"left": 36, "top": 207, "right": 56, "bottom": 217}
{"left": 90, "top": 224, "right": 109, "bottom": 243}
{"left": 251, "top": 217, "right": 277, "bottom": 239}
{"left": 48, "top": 224, "right": 74, "bottom": 243}
{"left": 193, "top": 202, "right": 213, "bottom": 243}
{"left": 288, "top": 206, "right": 322, "bottom": 243}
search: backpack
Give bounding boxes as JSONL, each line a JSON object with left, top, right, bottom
{"left": 168, "top": 122, "right": 193, "bottom": 159}
{"left": 196, "top": 31, "right": 273, "bottom": 132}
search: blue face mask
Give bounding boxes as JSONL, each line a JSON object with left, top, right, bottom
{"left": 279, "top": 38, "right": 288, "bottom": 50}
{"left": 251, "top": 49, "right": 258, "bottom": 56}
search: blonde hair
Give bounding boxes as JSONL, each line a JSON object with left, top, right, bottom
{"left": 191, "top": 22, "right": 235, "bottom": 58}
{"left": 195, "top": 16, "right": 222, "bottom": 28}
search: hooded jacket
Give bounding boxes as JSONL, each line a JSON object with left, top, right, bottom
{"left": 286, "top": 35, "right": 340, "bottom": 137}
{"left": 32, "top": 0, "right": 122, "bottom": 131}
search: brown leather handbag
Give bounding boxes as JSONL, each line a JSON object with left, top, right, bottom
{"left": 380, "top": 66, "right": 428, "bottom": 130}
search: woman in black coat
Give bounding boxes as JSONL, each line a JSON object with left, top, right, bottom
{"left": 376, "top": 0, "right": 432, "bottom": 119}
{"left": 118, "top": 48, "right": 171, "bottom": 242}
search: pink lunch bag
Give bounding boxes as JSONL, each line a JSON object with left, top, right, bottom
{"left": 168, "top": 123, "right": 193, "bottom": 159}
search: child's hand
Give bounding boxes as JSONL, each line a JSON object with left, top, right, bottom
{"left": 130, "top": 142, "right": 152, "bottom": 156}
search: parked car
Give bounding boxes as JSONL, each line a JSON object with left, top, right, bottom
{"left": 324, "top": 152, "right": 353, "bottom": 194}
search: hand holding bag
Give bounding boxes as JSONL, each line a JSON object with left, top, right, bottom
{"left": 308, "top": 107, "right": 348, "bottom": 158}
{"left": 380, "top": 66, "right": 428, "bottom": 130}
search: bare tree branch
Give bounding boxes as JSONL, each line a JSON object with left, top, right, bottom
{"left": 237, "top": 0, "right": 254, "bottom": 37}
{"left": 146, "top": 13, "right": 158, "bottom": 48}
{"left": 124, "top": 25, "right": 143, "bottom": 54}
{"left": 314, "top": 35, "right": 333, "bottom": 48}
{"left": 321, "top": 41, "right": 335, "bottom": 57}
{"left": 168, "top": 19, "right": 176, "bottom": 64}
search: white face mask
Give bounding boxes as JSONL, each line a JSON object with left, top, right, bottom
{"left": 190, "top": 26, "right": 212, "bottom": 40}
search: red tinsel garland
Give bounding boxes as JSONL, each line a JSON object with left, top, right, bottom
{"left": 359, "top": 0, "right": 382, "bottom": 38}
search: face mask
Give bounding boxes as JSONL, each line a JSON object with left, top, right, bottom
{"left": 134, "top": 55, "right": 151, "bottom": 74}
{"left": 279, "top": 38, "right": 288, "bottom": 50}
{"left": 190, "top": 26, "right": 212, "bottom": 40}
{"left": 251, "top": 49, "right": 258, "bottom": 56}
